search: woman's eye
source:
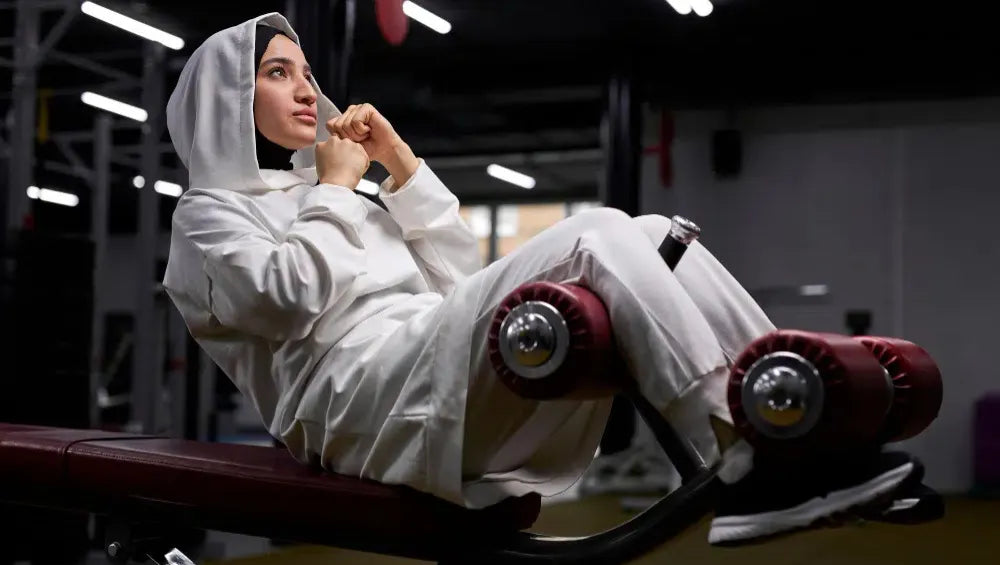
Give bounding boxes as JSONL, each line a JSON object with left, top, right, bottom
{"left": 269, "top": 67, "right": 286, "bottom": 77}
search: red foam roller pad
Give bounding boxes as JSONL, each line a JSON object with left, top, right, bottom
{"left": 728, "top": 330, "right": 893, "bottom": 454}
{"left": 488, "top": 282, "right": 623, "bottom": 400}
{"left": 855, "top": 336, "right": 943, "bottom": 442}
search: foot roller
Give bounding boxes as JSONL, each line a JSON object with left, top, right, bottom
{"left": 727, "top": 330, "right": 943, "bottom": 455}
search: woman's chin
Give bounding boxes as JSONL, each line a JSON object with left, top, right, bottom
{"left": 285, "top": 135, "right": 316, "bottom": 152}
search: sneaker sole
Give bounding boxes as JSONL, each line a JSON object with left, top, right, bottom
{"left": 708, "top": 461, "right": 914, "bottom": 545}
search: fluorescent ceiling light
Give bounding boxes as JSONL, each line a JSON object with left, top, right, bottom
{"left": 357, "top": 179, "right": 380, "bottom": 195}
{"left": 81, "top": 2, "right": 184, "bottom": 50}
{"left": 487, "top": 164, "right": 536, "bottom": 189}
{"left": 402, "top": 1, "right": 452, "bottom": 34}
{"left": 689, "top": 0, "right": 714, "bottom": 17}
{"left": 799, "top": 284, "right": 829, "bottom": 297}
{"left": 665, "top": 0, "right": 692, "bottom": 15}
{"left": 154, "top": 180, "right": 183, "bottom": 197}
{"left": 27, "top": 185, "right": 79, "bottom": 207}
{"left": 135, "top": 176, "right": 185, "bottom": 197}
{"left": 81, "top": 91, "right": 147, "bottom": 122}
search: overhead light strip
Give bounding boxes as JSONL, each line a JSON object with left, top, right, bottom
{"left": 81, "top": 2, "right": 185, "bottom": 50}
{"left": 689, "top": 0, "right": 714, "bottom": 17}
{"left": 487, "top": 164, "right": 536, "bottom": 189}
{"left": 402, "top": 1, "right": 452, "bottom": 34}
{"left": 666, "top": 0, "right": 713, "bottom": 17}
{"left": 134, "top": 176, "right": 184, "bottom": 198}
{"left": 154, "top": 180, "right": 183, "bottom": 197}
{"left": 27, "top": 185, "right": 79, "bottom": 207}
{"left": 666, "top": 0, "right": 692, "bottom": 15}
{"left": 81, "top": 91, "right": 147, "bottom": 122}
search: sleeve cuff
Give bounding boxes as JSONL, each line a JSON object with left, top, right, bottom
{"left": 378, "top": 160, "right": 459, "bottom": 232}
{"left": 377, "top": 158, "right": 427, "bottom": 197}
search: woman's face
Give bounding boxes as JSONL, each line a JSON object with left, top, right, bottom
{"left": 253, "top": 34, "right": 318, "bottom": 151}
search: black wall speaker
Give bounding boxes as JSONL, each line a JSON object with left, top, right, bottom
{"left": 712, "top": 129, "right": 743, "bottom": 178}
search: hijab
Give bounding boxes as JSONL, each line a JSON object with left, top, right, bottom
{"left": 253, "top": 25, "right": 296, "bottom": 171}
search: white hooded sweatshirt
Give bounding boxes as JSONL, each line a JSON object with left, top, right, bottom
{"left": 163, "top": 13, "right": 485, "bottom": 505}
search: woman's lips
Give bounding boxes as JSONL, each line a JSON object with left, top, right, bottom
{"left": 294, "top": 114, "right": 316, "bottom": 125}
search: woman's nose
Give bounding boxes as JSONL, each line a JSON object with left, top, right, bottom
{"left": 295, "top": 77, "right": 317, "bottom": 105}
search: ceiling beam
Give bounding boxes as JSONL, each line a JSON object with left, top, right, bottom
{"left": 0, "top": 80, "right": 136, "bottom": 101}
{"left": 426, "top": 148, "right": 602, "bottom": 170}
{"left": 37, "top": 2, "right": 78, "bottom": 60}
{"left": 452, "top": 184, "right": 598, "bottom": 206}
{"left": 53, "top": 135, "right": 95, "bottom": 187}
{"left": 47, "top": 50, "right": 141, "bottom": 86}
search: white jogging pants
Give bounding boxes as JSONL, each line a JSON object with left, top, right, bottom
{"left": 458, "top": 208, "right": 775, "bottom": 506}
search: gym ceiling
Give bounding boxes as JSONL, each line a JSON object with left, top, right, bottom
{"left": 1, "top": 0, "right": 995, "bottom": 232}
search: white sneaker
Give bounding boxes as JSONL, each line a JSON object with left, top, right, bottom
{"left": 579, "top": 444, "right": 681, "bottom": 496}
{"left": 708, "top": 450, "right": 917, "bottom": 545}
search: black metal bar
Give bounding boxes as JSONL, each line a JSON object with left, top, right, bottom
{"left": 625, "top": 385, "right": 707, "bottom": 482}
{"left": 0, "top": 80, "right": 135, "bottom": 101}
{"left": 294, "top": 0, "right": 355, "bottom": 105}
{"left": 331, "top": 0, "right": 355, "bottom": 103}
{"left": 53, "top": 136, "right": 95, "bottom": 187}
{"left": 90, "top": 113, "right": 112, "bottom": 429}
{"left": 599, "top": 65, "right": 643, "bottom": 458}
{"left": 488, "top": 205, "right": 499, "bottom": 263}
{"left": 132, "top": 41, "right": 165, "bottom": 433}
{"left": 47, "top": 50, "right": 141, "bottom": 85}
{"left": 658, "top": 215, "right": 701, "bottom": 270}
{"left": 602, "top": 70, "right": 641, "bottom": 216}
{"left": 444, "top": 469, "right": 720, "bottom": 565}
{"left": 640, "top": 217, "right": 710, "bottom": 480}
{"left": 5, "top": 0, "right": 39, "bottom": 236}
{"left": 660, "top": 240, "right": 686, "bottom": 270}
{"left": 36, "top": 2, "right": 77, "bottom": 59}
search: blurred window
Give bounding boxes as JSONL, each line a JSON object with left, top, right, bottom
{"left": 459, "top": 205, "right": 492, "bottom": 266}
{"left": 566, "top": 201, "right": 601, "bottom": 216}
{"left": 497, "top": 203, "right": 569, "bottom": 258}
{"left": 460, "top": 201, "right": 603, "bottom": 265}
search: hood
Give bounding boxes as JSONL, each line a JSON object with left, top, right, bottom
{"left": 166, "top": 13, "right": 341, "bottom": 191}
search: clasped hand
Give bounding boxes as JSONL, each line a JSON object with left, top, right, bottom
{"left": 315, "top": 103, "right": 417, "bottom": 190}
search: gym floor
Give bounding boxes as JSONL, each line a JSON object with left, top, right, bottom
{"left": 204, "top": 495, "right": 998, "bottom": 565}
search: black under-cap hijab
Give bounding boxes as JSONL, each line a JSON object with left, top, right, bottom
{"left": 254, "top": 24, "right": 296, "bottom": 171}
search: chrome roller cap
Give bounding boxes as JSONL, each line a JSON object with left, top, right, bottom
{"left": 741, "top": 351, "right": 825, "bottom": 439}
{"left": 669, "top": 215, "right": 702, "bottom": 245}
{"left": 498, "top": 301, "right": 571, "bottom": 380}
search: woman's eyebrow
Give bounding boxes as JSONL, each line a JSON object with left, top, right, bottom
{"left": 261, "top": 57, "right": 311, "bottom": 73}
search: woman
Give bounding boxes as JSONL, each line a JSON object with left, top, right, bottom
{"left": 162, "top": 13, "right": 918, "bottom": 545}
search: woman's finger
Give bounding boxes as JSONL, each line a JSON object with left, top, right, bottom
{"left": 339, "top": 106, "right": 358, "bottom": 139}
{"left": 350, "top": 118, "right": 371, "bottom": 138}
{"left": 333, "top": 116, "right": 350, "bottom": 139}
{"left": 358, "top": 103, "right": 376, "bottom": 123}
{"left": 349, "top": 104, "right": 374, "bottom": 138}
{"left": 343, "top": 106, "right": 368, "bottom": 141}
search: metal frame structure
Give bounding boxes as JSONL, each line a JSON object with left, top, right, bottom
{"left": 1, "top": 0, "right": 183, "bottom": 437}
